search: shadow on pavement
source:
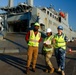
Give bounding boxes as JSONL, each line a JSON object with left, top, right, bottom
{"left": 0, "top": 54, "right": 51, "bottom": 74}
{"left": 0, "top": 54, "right": 26, "bottom": 73}
{"left": 4, "top": 38, "right": 28, "bottom": 50}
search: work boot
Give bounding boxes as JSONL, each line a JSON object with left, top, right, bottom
{"left": 45, "top": 69, "right": 49, "bottom": 73}
{"left": 49, "top": 68, "right": 54, "bottom": 73}
{"left": 58, "top": 67, "right": 61, "bottom": 72}
{"left": 26, "top": 67, "right": 29, "bottom": 74}
{"left": 32, "top": 68, "right": 36, "bottom": 72}
{"left": 61, "top": 71, "right": 65, "bottom": 75}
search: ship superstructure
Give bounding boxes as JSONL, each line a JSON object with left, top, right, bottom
{"left": 0, "top": 0, "right": 76, "bottom": 39}
{"left": 31, "top": 6, "right": 74, "bottom": 38}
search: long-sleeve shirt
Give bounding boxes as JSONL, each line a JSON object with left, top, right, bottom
{"left": 25, "top": 31, "right": 42, "bottom": 43}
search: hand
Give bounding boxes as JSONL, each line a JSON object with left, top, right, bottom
{"left": 43, "top": 43, "right": 48, "bottom": 47}
{"left": 47, "top": 45, "right": 52, "bottom": 48}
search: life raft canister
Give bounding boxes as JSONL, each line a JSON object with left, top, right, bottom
{"left": 59, "top": 12, "right": 65, "bottom": 18}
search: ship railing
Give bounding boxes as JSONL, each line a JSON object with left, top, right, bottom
{"left": 31, "top": 15, "right": 37, "bottom": 22}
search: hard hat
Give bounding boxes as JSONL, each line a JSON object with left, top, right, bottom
{"left": 46, "top": 28, "right": 52, "bottom": 33}
{"left": 34, "top": 22, "right": 40, "bottom": 26}
{"left": 57, "top": 25, "right": 63, "bottom": 30}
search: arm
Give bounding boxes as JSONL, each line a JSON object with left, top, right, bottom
{"left": 52, "top": 35, "right": 56, "bottom": 48}
{"left": 43, "top": 37, "right": 53, "bottom": 48}
{"left": 38, "top": 32, "right": 42, "bottom": 42}
{"left": 64, "top": 35, "right": 68, "bottom": 42}
{"left": 25, "top": 31, "right": 30, "bottom": 43}
{"left": 38, "top": 37, "right": 42, "bottom": 42}
{"left": 52, "top": 35, "right": 56, "bottom": 44}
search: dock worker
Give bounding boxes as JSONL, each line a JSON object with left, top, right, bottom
{"left": 53, "top": 26, "right": 67, "bottom": 75}
{"left": 25, "top": 22, "right": 42, "bottom": 74}
{"left": 43, "top": 28, "right": 54, "bottom": 73}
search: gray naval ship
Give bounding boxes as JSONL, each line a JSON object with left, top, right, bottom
{"left": 0, "top": 0, "right": 76, "bottom": 40}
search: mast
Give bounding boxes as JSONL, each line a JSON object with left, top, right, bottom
{"left": 8, "top": 0, "right": 14, "bottom": 7}
{"left": 27, "top": 0, "right": 33, "bottom": 6}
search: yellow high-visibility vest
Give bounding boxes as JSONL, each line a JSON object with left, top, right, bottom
{"left": 43, "top": 36, "right": 53, "bottom": 51}
{"left": 28, "top": 30, "right": 41, "bottom": 47}
{"left": 54, "top": 33, "right": 66, "bottom": 50}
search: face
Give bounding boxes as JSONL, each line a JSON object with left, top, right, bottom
{"left": 46, "top": 32, "right": 51, "bottom": 37}
{"left": 34, "top": 25, "right": 39, "bottom": 31}
{"left": 58, "top": 29, "right": 63, "bottom": 34}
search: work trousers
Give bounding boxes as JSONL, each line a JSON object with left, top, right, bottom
{"left": 27, "top": 46, "right": 38, "bottom": 68}
{"left": 54, "top": 48, "right": 66, "bottom": 70}
{"left": 45, "top": 50, "right": 53, "bottom": 69}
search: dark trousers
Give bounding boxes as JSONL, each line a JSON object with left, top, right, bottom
{"left": 54, "top": 48, "right": 66, "bottom": 70}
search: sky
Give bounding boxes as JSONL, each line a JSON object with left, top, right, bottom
{"left": 0, "top": 0, "right": 76, "bottom": 30}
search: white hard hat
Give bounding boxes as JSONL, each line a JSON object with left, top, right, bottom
{"left": 46, "top": 28, "right": 52, "bottom": 33}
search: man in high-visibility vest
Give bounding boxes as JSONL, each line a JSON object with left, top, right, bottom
{"left": 53, "top": 26, "right": 67, "bottom": 75}
{"left": 43, "top": 28, "right": 54, "bottom": 73}
{"left": 25, "top": 22, "right": 42, "bottom": 74}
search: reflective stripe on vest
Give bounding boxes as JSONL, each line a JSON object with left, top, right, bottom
{"left": 43, "top": 36, "right": 53, "bottom": 51}
{"left": 28, "top": 30, "right": 41, "bottom": 47}
{"left": 54, "top": 34, "right": 66, "bottom": 49}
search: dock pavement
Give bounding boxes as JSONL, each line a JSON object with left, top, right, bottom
{"left": 0, "top": 33, "right": 76, "bottom": 75}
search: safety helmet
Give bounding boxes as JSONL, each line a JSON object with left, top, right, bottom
{"left": 34, "top": 22, "right": 40, "bottom": 26}
{"left": 57, "top": 25, "right": 63, "bottom": 30}
{"left": 46, "top": 28, "right": 52, "bottom": 33}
